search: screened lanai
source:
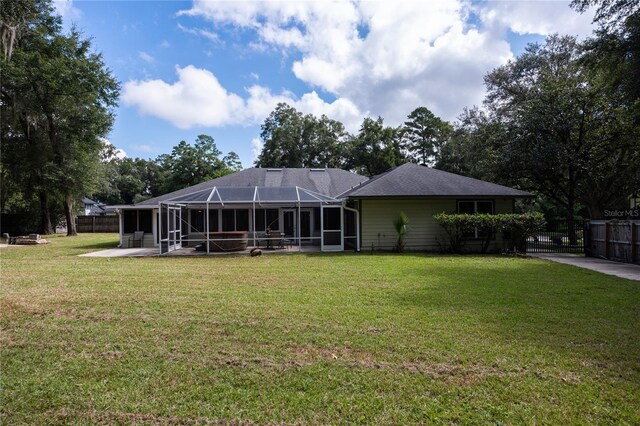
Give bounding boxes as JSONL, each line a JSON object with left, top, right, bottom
{"left": 158, "top": 186, "right": 359, "bottom": 254}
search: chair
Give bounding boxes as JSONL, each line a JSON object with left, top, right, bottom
{"left": 129, "top": 231, "right": 144, "bottom": 248}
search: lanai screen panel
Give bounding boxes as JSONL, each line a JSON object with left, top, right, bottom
{"left": 256, "top": 187, "right": 299, "bottom": 203}
{"left": 167, "top": 188, "right": 213, "bottom": 203}
{"left": 297, "top": 188, "right": 336, "bottom": 202}
{"left": 216, "top": 187, "right": 256, "bottom": 203}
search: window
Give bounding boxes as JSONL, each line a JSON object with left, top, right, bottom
{"left": 208, "top": 209, "right": 219, "bottom": 232}
{"left": 457, "top": 200, "right": 495, "bottom": 239}
{"left": 255, "top": 209, "right": 280, "bottom": 232}
{"left": 457, "top": 200, "right": 494, "bottom": 215}
{"left": 221, "top": 209, "right": 249, "bottom": 232}
{"left": 123, "top": 209, "right": 152, "bottom": 233}
{"left": 222, "top": 210, "right": 235, "bottom": 231}
{"left": 236, "top": 210, "right": 249, "bottom": 231}
{"left": 190, "top": 210, "right": 205, "bottom": 232}
{"left": 138, "top": 210, "right": 152, "bottom": 233}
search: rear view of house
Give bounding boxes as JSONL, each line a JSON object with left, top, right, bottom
{"left": 114, "top": 164, "right": 531, "bottom": 253}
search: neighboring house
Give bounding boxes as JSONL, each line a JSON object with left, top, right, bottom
{"left": 114, "top": 163, "right": 532, "bottom": 252}
{"left": 82, "top": 197, "right": 108, "bottom": 216}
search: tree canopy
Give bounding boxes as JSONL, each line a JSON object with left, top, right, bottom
{"left": 1, "top": 1, "right": 119, "bottom": 235}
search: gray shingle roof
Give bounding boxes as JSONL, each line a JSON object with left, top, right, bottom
{"left": 342, "top": 163, "right": 532, "bottom": 198}
{"left": 137, "top": 168, "right": 368, "bottom": 205}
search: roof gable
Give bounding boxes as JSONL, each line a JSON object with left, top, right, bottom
{"left": 344, "top": 163, "right": 532, "bottom": 198}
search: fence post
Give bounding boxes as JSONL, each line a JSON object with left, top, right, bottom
{"left": 583, "top": 221, "right": 591, "bottom": 257}
{"left": 632, "top": 222, "right": 637, "bottom": 264}
{"left": 604, "top": 221, "right": 610, "bottom": 260}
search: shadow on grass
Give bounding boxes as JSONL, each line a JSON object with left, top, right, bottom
{"left": 73, "top": 240, "right": 119, "bottom": 250}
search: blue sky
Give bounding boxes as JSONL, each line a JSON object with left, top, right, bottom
{"left": 56, "top": 0, "right": 596, "bottom": 167}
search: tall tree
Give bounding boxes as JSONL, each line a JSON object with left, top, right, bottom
{"left": 436, "top": 107, "right": 502, "bottom": 182}
{"left": 255, "top": 103, "right": 348, "bottom": 168}
{"left": 1, "top": 5, "right": 119, "bottom": 235}
{"left": 344, "top": 117, "right": 407, "bottom": 177}
{"left": 0, "top": 0, "right": 45, "bottom": 60}
{"left": 484, "top": 34, "right": 639, "bottom": 230}
{"left": 402, "top": 107, "right": 452, "bottom": 165}
{"left": 572, "top": 0, "right": 640, "bottom": 122}
{"left": 157, "top": 135, "right": 239, "bottom": 193}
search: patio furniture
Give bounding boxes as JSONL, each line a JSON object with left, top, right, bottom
{"left": 129, "top": 231, "right": 144, "bottom": 248}
{"left": 280, "top": 234, "right": 293, "bottom": 249}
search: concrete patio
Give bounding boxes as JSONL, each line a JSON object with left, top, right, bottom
{"left": 78, "top": 245, "right": 323, "bottom": 258}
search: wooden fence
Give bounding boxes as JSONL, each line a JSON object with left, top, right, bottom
{"left": 585, "top": 220, "right": 640, "bottom": 264}
{"left": 76, "top": 215, "right": 119, "bottom": 233}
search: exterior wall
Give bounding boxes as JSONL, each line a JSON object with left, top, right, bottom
{"left": 360, "top": 198, "right": 514, "bottom": 252}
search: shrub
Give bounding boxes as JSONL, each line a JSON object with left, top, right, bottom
{"left": 393, "top": 212, "right": 409, "bottom": 252}
{"left": 434, "top": 212, "right": 545, "bottom": 254}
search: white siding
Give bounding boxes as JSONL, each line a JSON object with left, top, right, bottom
{"left": 360, "top": 198, "right": 515, "bottom": 252}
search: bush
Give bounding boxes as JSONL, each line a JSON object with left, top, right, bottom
{"left": 434, "top": 212, "right": 545, "bottom": 254}
{"left": 393, "top": 212, "right": 409, "bottom": 252}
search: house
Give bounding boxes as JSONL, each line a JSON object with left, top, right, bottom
{"left": 82, "top": 197, "right": 110, "bottom": 216}
{"left": 114, "top": 163, "right": 532, "bottom": 253}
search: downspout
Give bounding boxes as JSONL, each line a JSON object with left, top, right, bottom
{"left": 252, "top": 186, "right": 257, "bottom": 247}
{"left": 344, "top": 203, "right": 360, "bottom": 252}
{"left": 206, "top": 201, "right": 210, "bottom": 255}
{"left": 117, "top": 208, "right": 123, "bottom": 248}
{"left": 298, "top": 200, "right": 301, "bottom": 250}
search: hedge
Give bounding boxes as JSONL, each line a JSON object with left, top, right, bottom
{"left": 433, "top": 212, "right": 546, "bottom": 254}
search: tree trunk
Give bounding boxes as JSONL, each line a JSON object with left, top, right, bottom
{"left": 38, "top": 191, "right": 54, "bottom": 235}
{"left": 567, "top": 194, "right": 577, "bottom": 246}
{"left": 63, "top": 193, "right": 77, "bottom": 236}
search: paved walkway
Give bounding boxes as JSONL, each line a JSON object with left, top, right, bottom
{"left": 530, "top": 253, "right": 640, "bottom": 281}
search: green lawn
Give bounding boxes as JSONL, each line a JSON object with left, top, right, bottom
{"left": 1, "top": 234, "right": 639, "bottom": 424}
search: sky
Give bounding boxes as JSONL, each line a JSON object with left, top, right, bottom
{"left": 53, "top": 0, "right": 597, "bottom": 167}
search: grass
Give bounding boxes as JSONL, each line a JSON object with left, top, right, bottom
{"left": 1, "top": 234, "right": 639, "bottom": 424}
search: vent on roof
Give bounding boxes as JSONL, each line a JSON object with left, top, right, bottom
{"left": 310, "top": 168, "right": 325, "bottom": 172}
{"left": 266, "top": 168, "right": 282, "bottom": 172}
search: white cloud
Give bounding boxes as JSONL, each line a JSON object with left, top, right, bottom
{"left": 123, "top": 65, "right": 364, "bottom": 131}
{"left": 250, "top": 137, "right": 263, "bottom": 163}
{"left": 123, "top": 0, "right": 597, "bottom": 133}
{"left": 476, "top": 1, "right": 596, "bottom": 39}
{"left": 139, "top": 51, "right": 155, "bottom": 63}
{"left": 123, "top": 65, "right": 245, "bottom": 128}
{"left": 101, "top": 139, "right": 127, "bottom": 160}
{"left": 53, "top": 0, "right": 81, "bottom": 21}
{"left": 160, "top": 40, "right": 171, "bottom": 48}
{"left": 177, "top": 23, "right": 221, "bottom": 43}
{"left": 132, "top": 144, "right": 156, "bottom": 154}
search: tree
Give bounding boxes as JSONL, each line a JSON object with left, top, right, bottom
{"left": 344, "top": 117, "right": 407, "bottom": 177}
{"left": 255, "top": 103, "right": 348, "bottom": 168}
{"left": 157, "top": 135, "right": 239, "bottom": 194}
{"left": 484, "top": 34, "right": 639, "bottom": 233}
{"left": 0, "top": 0, "right": 45, "bottom": 60}
{"left": 436, "top": 107, "right": 502, "bottom": 182}
{"left": 572, "top": 0, "right": 640, "bottom": 122}
{"left": 402, "top": 107, "right": 452, "bottom": 165}
{"left": 1, "top": 4, "right": 119, "bottom": 235}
